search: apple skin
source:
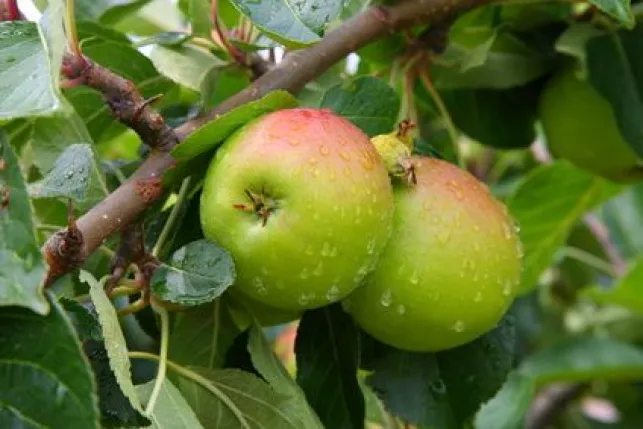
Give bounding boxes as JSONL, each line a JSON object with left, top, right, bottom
{"left": 344, "top": 157, "right": 522, "bottom": 352}
{"left": 539, "top": 68, "right": 641, "bottom": 182}
{"left": 200, "top": 108, "right": 395, "bottom": 311}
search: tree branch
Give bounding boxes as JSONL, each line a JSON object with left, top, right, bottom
{"left": 42, "top": 0, "right": 493, "bottom": 283}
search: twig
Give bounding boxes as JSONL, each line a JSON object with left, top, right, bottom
{"left": 525, "top": 383, "right": 588, "bottom": 429}
{"left": 42, "top": 0, "right": 495, "bottom": 286}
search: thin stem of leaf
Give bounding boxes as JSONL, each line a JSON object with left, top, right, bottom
{"left": 144, "top": 305, "right": 170, "bottom": 415}
{"left": 64, "top": 0, "right": 83, "bottom": 58}
{"left": 417, "top": 69, "right": 462, "bottom": 168}
{"left": 152, "top": 177, "right": 191, "bottom": 258}
{"left": 563, "top": 246, "right": 618, "bottom": 277}
{"left": 129, "top": 352, "right": 253, "bottom": 429}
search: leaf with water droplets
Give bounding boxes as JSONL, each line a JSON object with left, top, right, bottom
{"left": 0, "top": 21, "right": 62, "bottom": 119}
{"left": 319, "top": 76, "right": 400, "bottom": 136}
{"left": 151, "top": 239, "right": 236, "bottom": 306}
{"left": 28, "top": 144, "right": 109, "bottom": 210}
{"left": 229, "top": 0, "right": 344, "bottom": 47}
{"left": 295, "top": 304, "right": 364, "bottom": 428}
{"left": 170, "top": 90, "right": 298, "bottom": 163}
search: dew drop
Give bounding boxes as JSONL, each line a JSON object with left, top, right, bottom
{"left": 339, "top": 150, "right": 351, "bottom": 161}
{"left": 503, "top": 223, "right": 513, "bottom": 240}
{"left": 474, "top": 291, "right": 483, "bottom": 302}
{"left": 297, "top": 293, "right": 312, "bottom": 306}
{"left": 503, "top": 279, "right": 513, "bottom": 296}
{"left": 409, "top": 270, "right": 419, "bottom": 285}
{"left": 319, "top": 145, "right": 330, "bottom": 156}
{"left": 305, "top": 245, "right": 314, "bottom": 256}
{"left": 343, "top": 167, "right": 351, "bottom": 177}
{"left": 436, "top": 229, "right": 450, "bottom": 244}
{"left": 299, "top": 268, "right": 309, "bottom": 280}
{"left": 473, "top": 272, "right": 480, "bottom": 282}
{"left": 326, "top": 285, "right": 340, "bottom": 301}
{"left": 366, "top": 238, "right": 377, "bottom": 255}
{"left": 313, "top": 261, "right": 324, "bottom": 276}
{"left": 253, "top": 277, "right": 267, "bottom": 295}
{"left": 380, "top": 289, "right": 392, "bottom": 307}
{"left": 330, "top": 246, "right": 338, "bottom": 257}
{"left": 288, "top": 140, "right": 300, "bottom": 146}
{"left": 321, "top": 242, "right": 332, "bottom": 257}
{"left": 452, "top": 320, "right": 465, "bottom": 333}
{"left": 396, "top": 304, "right": 406, "bottom": 315}
{"left": 309, "top": 157, "right": 318, "bottom": 165}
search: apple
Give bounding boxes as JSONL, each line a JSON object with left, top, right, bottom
{"left": 200, "top": 108, "right": 395, "bottom": 311}
{"left": 345, "top": 154, "right": 522, "bottom": 352}
{"left": 539, "top": 68, "right": 642, "bottom": 182}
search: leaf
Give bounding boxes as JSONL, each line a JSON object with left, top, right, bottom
{"left": 247, "top": 325, "right": 323, "bottom": 429}
{"left": 176, "top": 367, "right": 297, "bottom": 428}
{"left": 439, "top": 83, "right": 540, "bottom": 149}
{"left": 81, "top": 271, "right": 146, "bottom": 417}
{"left": 151, "top": 239, "right": 236, "bottom": 306}
{"left": 587, "top": 0, "right": 633, "bottom": 27}
{"left": 29, "top": 144, "right": 109, "bottom": 208}
{"left": 295, "top": 304, "right": 365, "bottom": 429}
{"left": 178, "top": 0, "right": 212, "bottom": 37}
{"left": 59, "top": 297, "right": 103, "bottom": 342}
{"left": 598, "top": 182, "right": 643, "bottom": 259}
{"left": 229, "top": 0, "right": 343, "bottom": 47}
{"left": 367, "top": 348, "right": 457, "bottom": 429}
{"left": 507, "top": 161, "right": 619, "bottom": 293}
{"left": 169, "top": 299, "right": 242, "bottom": 369}
{"left": 319, "top": 76, "right": 400, "bottom": 137}
{"left": 0, "top": 134, "right": 48, "bottom": 314}
{"left": 137, "top": 379, "right": 204, "bottom": 428}
{"left": 0, "top": 21, "right": 62, "bottom": 119}
{"left": 135, "top": 31, "right": 193, "bottom": 47}
{"left": 74, "top": 0, "right": 151, "bottom": 22}
{"left": 0, "top": 296, "right": 99, "bottom": 428}
{"left": 170, "top": 90, "right": 298, "bottom": 162}
{"left": 201, "top": 65, "right": 251, "bottom": 111}
{"left": 584, "top": 258, "right": 643, "bottom": 314}
{"left": 148, "top": 44, "right": 222, "bottom": 90}
{"left": 587, "top": 25, "right": 643, "bottom": 158}
{"left": 476, "top": 337, "right": 643, "bottom": 428}
{"left": 437, "top": 315, "right": 516, "bottom": 424}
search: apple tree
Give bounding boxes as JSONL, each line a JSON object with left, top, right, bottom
{"left": 2, "top": 0, "right": 643, "bottom": 428}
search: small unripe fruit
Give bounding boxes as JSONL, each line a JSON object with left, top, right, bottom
{"left": 345, "top": 153, "right": 522, "bottom": 352}
{"left": 539, "top": 68, "right": 642, "bottom": 182}
{"left": 200, "top": 108, "right": 395, "bottom": 311}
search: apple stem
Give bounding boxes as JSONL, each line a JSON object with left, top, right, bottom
{"left": 233, "top": 189, "right": 276, "bottom": 226}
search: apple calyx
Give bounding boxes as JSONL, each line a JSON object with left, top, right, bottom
{"left": 371, "top": 120, "right": 417, "bottom": 186}
{"left": 233, "top": 189, "right": 278, "bottom": 226}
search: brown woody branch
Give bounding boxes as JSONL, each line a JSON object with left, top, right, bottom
{"left": 42, "top": 0, "right": 493, "bottom": 284}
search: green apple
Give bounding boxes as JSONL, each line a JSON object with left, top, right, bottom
{"left": 200, "top": 108, "right": 395, "bottom": 311}
{"left": 345, "top": 156, "right": 522, "bottom": 352}
{"left": 539, "top": 68, "right": 642, "bottom": 182}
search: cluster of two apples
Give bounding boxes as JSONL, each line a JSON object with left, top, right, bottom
{"left": 200, "top": 108, "right": 522, "bottom": 352}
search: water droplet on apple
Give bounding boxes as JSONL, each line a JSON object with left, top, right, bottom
{"left": 409, "top": 270, "right": 419, "bottom": 285}
{"left": 313, "top": 261, "right": 324, "bottom": 276}
{"left": 436, "top": 229, "right": 450, "bottom": 244}
{"left": 452, "top": 320, "right": 465, "bottom": 333}
{"left": 474, "top": 291, "right": 483, "bottom": 302}
{"left": 253, "top": 277, "right": 267, "bottom": 295}
{"left": 288, "top": 140, "right": 300, "bottom": 146}
{"left": 305, "top": 245, "right": 314, "bottom": 256}
{"left": 308, "top": 157, "right": 318, "bottom": 165}
{"left": 396, "top": 304, "right": 406, "bottom": 315}
{"left": 299, "top": 268, "right": 309, "bottom": 279}
{"left": 319, "top": 145, "right": 329, "bottom": 156}
{"left": 326, "top": 285, "right": 340, "bottom": 301}
{"left": 503, "top": 280, "right": 513, "bottom": 296}
{"left": 351, "top": 185, "right": 358, "bottom": 195}
{"left": 297, "top": 294, "right": 311, "bottom": 306}
{"left": 330, "top": 246, "right": 338, "bottom": 257}
{"left": 366, "top": 238, "right": 377, "bottom": 254}
{"left": 343, "top": 167, "right": 351, "bottom": 177}
{"left": 380, "top": 289, "right": 392, "bottom": 307}
{"left": 321, "top": 242, "right": 332, "bottom": 257}
{"left": 503, "top": 223, "right": 513, "bottom": 240}
{"left": 339, "top": 150, "right": 351, "bottom": 161}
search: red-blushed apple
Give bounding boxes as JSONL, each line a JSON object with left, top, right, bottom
{"left": 345, "top": 156, "right": 522, "bottom": 352}
{"left": 200, "top": 108, "right": 395, "bottom": 311}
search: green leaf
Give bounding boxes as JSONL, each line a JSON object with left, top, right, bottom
{"left": 176, "top": 367, "right": 297, "bottom": 428}
{"left": 588, "top": 0, "right": 634, "bottom": 27}
{"left": 439, "top": 83, "right": 540, "bottom": 149}
{"left": 74, "top": 0, "right": 151, "bottom": 22}
{"left": 598, "top": 182, "right": 643, "bottom": 259}
{"left": 29, "top": 144, "right": 109, "bottom": 208}
{"left": 137, "top": 378, "right": 204, "bottom": 428}
{"left": 135, "top": 31, "right": 193, "bottom": 47}
{"left": 0, "top": 22, "right": 61, "bottom": 119}
{"left": 367, "top": 348, "right": 457, "bottom": 429}
{"left": 149, "top": 44, "right": 222, "bottom": 91}
{"left": 59, "top": 297, "right": 103, "bottom": 342}
{"left": 151, "top": 239, "right": 236, "bottom": 306}
{"left": 170, "top": 90, "right": 298, "bottom": 162}
{"left": 0, "top": 297, "right": 99, "bottom": 428}
{"left": 584, "top": 258, "right": 643, "bottom": 314}
{"left": 247, "top": 325, "right": 323, "bottom": 429}
{"left": 169, "top": 299, "right": 242, "bottom": 369}
{"left": 437, "top": 315, "right": 516, "bottom": 424}
{"left": 476, "top": 337, "right": 643, "bottom": 428}
{"left": 587, "top": 25, "right": 643, "bottom": 158}
{"left": 0, "top": 134, "right": 48, "bottom": 314}
{"left": 507, "top": 161, "right": 619, "bottom": 293}
{"left": 201, "top": 65, "right": 251, "bottom": 111}
{"left": 319, "top": 77, "right": 400, "bottom": 137}
{"left": 229, "top": 0, "right": 343, "bottom": 47}
{"left": 81, "top": 271, "right": 146, "bottom": 417}
{"left": 295, "top": 304, "right": 365, "bottom": 429}
{"left": 178, "top": 0, "right": 212, "bottom": 37}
